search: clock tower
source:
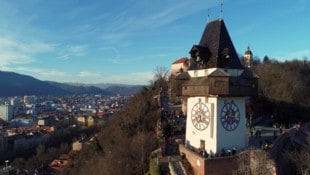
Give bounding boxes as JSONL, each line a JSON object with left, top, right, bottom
{"left": 178, "top": 18, "right": 258, "bottom": 155}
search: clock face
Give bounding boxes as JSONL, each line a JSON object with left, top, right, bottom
{"left": 220, "top": 101, "right": 240, "bottom": 131}
{"left": 191, "top": 102, "right": 210, "bottom": 131}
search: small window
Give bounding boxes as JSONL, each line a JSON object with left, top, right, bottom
{"left": 215, "top": 81, "right": 224, "bottom": 87}
{"left": 204, "top": 69, "right": 208, "bottom": 76}
{"left": 194, "top": 70, "right": 198, "bottom": 77}
{"left": 200, "top": 140, "right": 205, "bottom": 150}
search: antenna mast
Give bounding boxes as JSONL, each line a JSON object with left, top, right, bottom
{"left": 220, "top": 1, "right": 223, "bottom": 19}
{"left": 207, "top": 8, "right": 210, "bottom": 23}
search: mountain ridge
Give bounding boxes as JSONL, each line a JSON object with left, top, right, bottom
{"left": 0, "top": 71, "right": 143, "bottom": 97}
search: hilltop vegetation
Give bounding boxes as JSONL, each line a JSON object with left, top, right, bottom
{"left": 254, "top": 58, "right": 310, "bottom": 106}
{"left": 250, "top": 58, "right": 310, "bottom": 124}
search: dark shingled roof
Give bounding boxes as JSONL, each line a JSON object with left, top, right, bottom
{"left": 196, "top": 19, "right": 243, "bottom": 69}
{"left": 240, "top": 69, "right": 259, "bottom": 79}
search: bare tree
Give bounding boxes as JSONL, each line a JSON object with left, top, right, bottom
{"left": 234, "top": 151, "right": 251, "bottom": 175}
{"left": 151, "top": 66, "right": 169, "bottom": 90}
{"left": 234, "top": 150, "right": 274, "bottom": 175}
{"left": 286, "top": 147, "right": 310, "bottom": 175}
{"left": 154, "top": 66, "right": 169, "bottom": 82}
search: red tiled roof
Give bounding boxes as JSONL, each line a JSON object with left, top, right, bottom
{"left": 172, "top": 57, "right": 188, "bottom": 64}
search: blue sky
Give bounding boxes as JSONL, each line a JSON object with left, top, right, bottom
{"left": 0, "top": 0, "right": 309, "bottom": 85}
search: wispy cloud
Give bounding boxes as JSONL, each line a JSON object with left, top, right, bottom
{"left": 104, "top": 71, "right": 154, "bottom": 85}
{"left": 72, "top": 24, "right": 96, "bottom": 36}
{"left": 97, "top": 46, "right": 148, "bottom": 65}
{"left": 14, "top": 66, "right": 67, "bottom": 77}
{"left": 58, "top": 45, "right": 88, "bottom": 60}
{"left": 0, "top": 38, "right": 55, "bottom": 53}
{"left": 0, "top": 51, "right": 34, "bottom": 67}
{"left": 99, "top": 46, "right": 120, "bottom": 63}
{"left": 98, "top": 45, "right": 174, "bottom": 65}
{"left": 0, "top": 37, "right": 56, "bottom": 67}
{"left": 99, "top": 0, "right": 217, "bottom": 44}
{"left": 74, "top": 70, "right": 154, "bottom": 85}
{"left": 100, "top": 33, "right": 129, "bottom": 45}
{"left": 125, "top": 1, "right": 213, "bottom": 30}
{"left": 78, "top": 71, "right": 102, "bottom": 78}
{"left": 232, "top": 24, "right": 256, "bottom": 38}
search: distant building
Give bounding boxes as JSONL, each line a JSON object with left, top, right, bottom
{"left": 0, "top": 135, "right": 6, "bottom": 161}
{"left": 10, "top": 98, "right": 20, "bottom": 106}
{"left": 38, "top": 116, "right": 55, "bottom": 126}
{"left": 23, "top": 95, "right": 37, "bottom": 104}
{"left": 171, "top": 57, "right": 190, "bottom": 76}
{"left": 87, "top": 116, "right": 98, "bottom": 126}
{"left": 72, "top": 141, "right": 82, "bottom": 151}
{"left": 0, "top": 166, "right": 17, "bottom": 175}
{"left": 76, "top": 116, "right": 98, "bottom": 126}
{"left": 63, "top": 116, "right": 76, "bottom": 126}
{"left": 77, "top": 116, "right": 86, "bottom": 126}
{"left": 0, "top": 105, "right": 13, "bottom": 121}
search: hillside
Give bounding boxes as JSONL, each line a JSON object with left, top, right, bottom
{"left": 0, "top": 71, "right": 143, "bottom": 97}
{"left": 61, "top": 79, "right": 164, "bottom": 175}
{"left": 0, "top": 71, "right": 70, "bottom": 97}
{"left": 103, "top": 85, "right": 144, "bottom": 96}
{"left": 67, "top": 82, "right": 144, "bottom": 96}
{"left": 46, "top": 81, "right": 112, "bottom": 96}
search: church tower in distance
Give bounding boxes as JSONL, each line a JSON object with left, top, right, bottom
{"left": 244, "top": 46, "right": 253, "bottom": 68}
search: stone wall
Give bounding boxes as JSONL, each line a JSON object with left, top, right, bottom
{"left": 179, "top": 144, "right": 238, "bottom": 175}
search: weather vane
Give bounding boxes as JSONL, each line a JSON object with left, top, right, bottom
{"left": 207, "top": 1, "right": 224, "bottom": 21}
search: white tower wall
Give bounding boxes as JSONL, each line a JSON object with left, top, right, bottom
{"left": 185, "top": 96, "right": 247, "bottom": 155}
